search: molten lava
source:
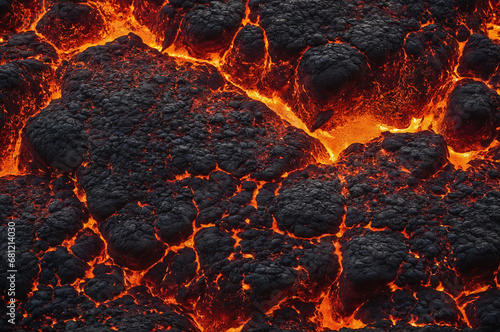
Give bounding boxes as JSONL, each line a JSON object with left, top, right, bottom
{"left": 1, "top": 0, "right": 500, "bottom": 332}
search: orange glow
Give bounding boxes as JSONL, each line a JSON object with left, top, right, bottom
{"left": 447, "top": 147, "right": 477, "bottom": 170}
{"left": 3, "top": 1, "right": 500, "bottom": 331}
{"left": 316, "top": 293, "right": 366, "bottom": 330}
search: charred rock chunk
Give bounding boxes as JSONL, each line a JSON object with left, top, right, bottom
{"left": 356, "top": 288, "right": 462, "bottom": 327}
{"left": 464, "top": 290, "right": 500, "bottom": 331}
{"left": 439, "top": 79, "right": 499, "bottom": 152}
{"left": 84, "top": 264, "right": 125, "bottom": 302}
{"left": 275, "top": 179, "right": 344, "bottom": 238}
{"left": 244, "top": 260, "right": 297, "bottom": 298}
{"left": 224, "top": 24, "right": 267, "bottom": 86}
{"left": 37, "top": 207, "right": 85, "bottom": 247}
{"left": 40, "top": 247, "right": 89, "bottom": 285}
{"left": 25, "top": 106, "right": 87, "bottom": 173}
{"left": 458, "top": 34, "right": 500, "bottom": 80}
{"left": 298, "top": 43, "right": 370, "bottom": 104}
{"left": 149, "top": 186, "right": 197, "bottom": 245}
{"left": 342, "top": 14, "right": 407, "bottom": 66}
{"left": 258, "top": 0, "right": 356, "bottom": 59}
{"left": 36, "top": 2, "right": 105, "bottom": 50}
{"left": 181, "top": 0, "right": 245, "bottom": 55}
{"left": 338, "top": 230, "right": 408, "bottom": 315}
{"left": 144, "top": 247, "right": 198, "bottom": 301}
{"left": 70, "top": 228, "right": 105, "bottom": 262}
{"left": 0, "top": 32, "right": 58, "bottom": 63}
{"left": 382, "top": 131, "right": 449, "bottom": 179}
{"left": 400, "top": 25, "right": 459, "bottom": 117}
{"left": 101, "top": 204, "right": 165, "bottom": 270}
{"left": 447, "top": 193, "right": 500, "bottom": 279}
{"left": 194, "top": 226, "right": 235, "bottom": 268}
{"left": 341, "top": 231, "right": 407, "bottom": 291}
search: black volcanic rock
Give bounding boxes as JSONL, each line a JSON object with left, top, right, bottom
{"left": 101, "top": 203, "right": 166, "bottom": 270}
{"left": 464, "top": 290, "right": 500, "bottom": 331}
{"left": 458, "top": 34, "right": 500, "bottom": 80}
{"left": 70, "top": 228, "right": 105, "bottom": 262}
{"left": 342, "top": 231, "right": 408, "bottom": 291}
{"left": 0, "top": 31, "right": 58, "bottom": 63}
{"left": 440, "top": 79, "right": 499, "bottom": 152}
{"left": 0, "top": 175, "right": 87, "bottom": 299}
{"left": 40, "top": 246, "right": 89, "bottom": 285}
{"left": 342, "top": 14, "right": 408, "bottom": 66}
{"left": 181, "top": 0, "right": 245, "bottom": 55}
{"left": 356, "top": 287, "right": 462, "bottom": 327}
{"left": 381, "top": 131, "right": 449, "bottom": 179}
{"left": 36, "top": 2, "right": 105, "bottom": 50}
{"left": 84, "top": 264, "right": 125, "bottom": 302}
{"left": 2, "top": 0, "right": 500, "bottom": 330}
{"left": 274, "top": 178, "right": 345, "bottom": 238}
{"left": 298, "top": 43, "right": 370, "bottom": 103}
{"left": 224, "top": 24, "right": 267, "bottom": 86}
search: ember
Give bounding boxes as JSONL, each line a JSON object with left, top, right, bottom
{"left": 1, "top": 0, "right": 500, "bottom": 332}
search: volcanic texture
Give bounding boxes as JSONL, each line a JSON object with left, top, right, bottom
{"left": 1, "top": 0, "right": 500, "bottom": 332}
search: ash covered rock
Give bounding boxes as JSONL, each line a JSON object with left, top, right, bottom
{"left": 342, "top": 14, "right": 408, "bottom": 66}
{"left": 101, "top": 203, "right": 165, "bottom": 270}
{"left": 180, "top": 0, "right": 245, "bottom": 55}
{"left": 356, "top": 287, "right": 462, "bottom": 327}
{"left": 0, "top": 31, "right": 58, "bottom": 63}
{"left": 439, "top": 79, "right": 500, "bottom": 152}
{"left": 0, "top": 175, "right": 87, "bottom": 299}
{"left": 464, "top": 290, "right": 500, "bottom": 331}
{"left": 341, "top": 230, "right": 408, "bottom": 292}
{"left": 274, "top": 177, "right": 345, "bottom": 238}
{"left": 70, "top": 228, "right": 105, "bottom": 262}
{"left": 36, "top": 2, "right": 105, "bottom": 50}
{"left": 458, "top": 34, "right": 500, "bottom": 80}
{"left": 83, "top": 264, "right": 125, "bottom": 302}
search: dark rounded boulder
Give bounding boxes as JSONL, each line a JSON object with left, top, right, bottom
{"left": 439, "top": 79, "right": 499, "bottom": 152}
{"left": 181, "top": 0, "right": 245, "bottom": 55}
{"left": 36, "top": 2, "right": 105, "bottom": 50}
{"left": 274, "top": 179, "right": 345, "bottom": 238}
{"left": 457, "top": 34, "right": 500, "bottom": 81}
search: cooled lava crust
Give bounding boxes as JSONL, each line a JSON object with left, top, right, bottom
{"left": 1, "top": 0, "right": 500, "bottom": 331}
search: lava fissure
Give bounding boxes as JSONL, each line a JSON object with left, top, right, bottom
{"left": 1, "top": 0, "right": 500, "bottom": 332}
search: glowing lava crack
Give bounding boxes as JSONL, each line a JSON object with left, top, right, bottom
{"left": 1, "top": 1, "right": 500, "bottom": 332}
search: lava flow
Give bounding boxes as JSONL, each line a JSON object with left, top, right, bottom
{"left": 1, "top": 0, "right": 500, "bottom": 332}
